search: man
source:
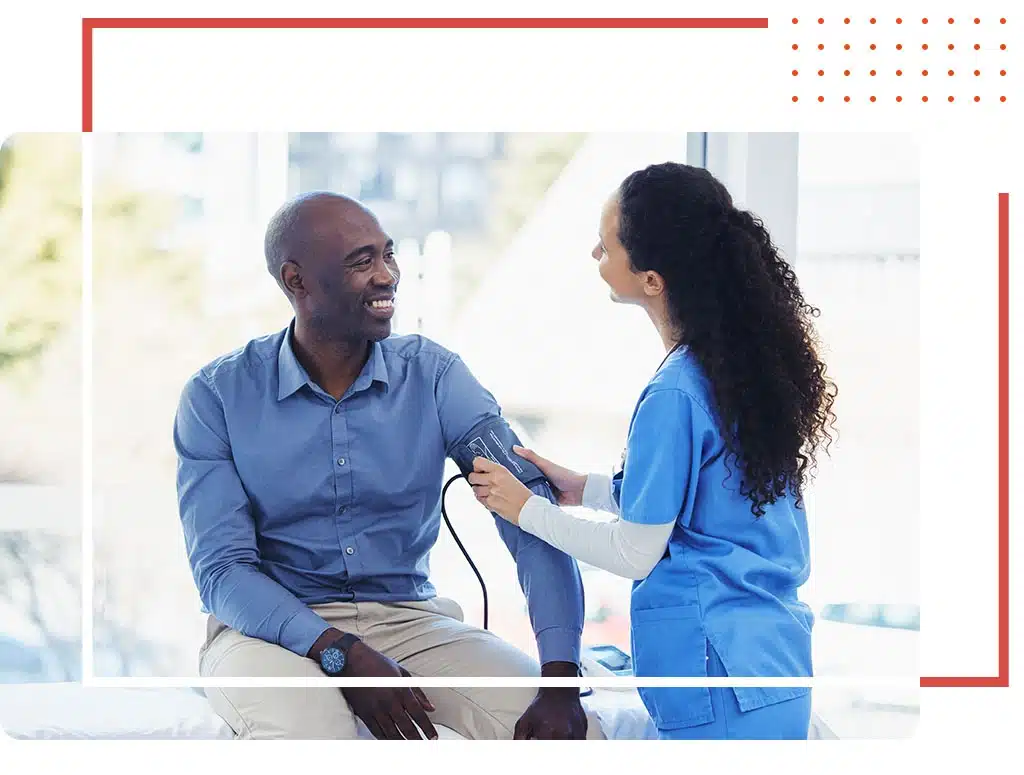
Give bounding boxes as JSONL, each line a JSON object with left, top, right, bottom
{"left": 173, "top": 192, "right": 599, "bottom": 740}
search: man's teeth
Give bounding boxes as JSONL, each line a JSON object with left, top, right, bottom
{"left": 369, "top": 300, "right": 393, "bottom": 309}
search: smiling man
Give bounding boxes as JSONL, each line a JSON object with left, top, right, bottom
{"left": 172, "top": 192, "right": 597, "bottom": 740}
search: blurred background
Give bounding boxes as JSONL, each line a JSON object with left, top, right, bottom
{"left": 0, "top": 132, "right": 920, "bottom": 737}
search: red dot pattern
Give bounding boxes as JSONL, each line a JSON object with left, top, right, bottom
{"left": 789, "top": 16, "right": 1009, "bottom": 104}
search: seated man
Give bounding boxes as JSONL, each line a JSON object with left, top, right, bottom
{"left": 173, "top": 192, "right": 600, "bottom": 741}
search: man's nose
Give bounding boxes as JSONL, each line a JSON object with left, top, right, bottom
{"left": 372, "top": 258, "right": 398, "bottom": 285}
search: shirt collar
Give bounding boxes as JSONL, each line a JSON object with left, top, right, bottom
{"left": 277, "top": 322, "right": 390, "bottom": 401}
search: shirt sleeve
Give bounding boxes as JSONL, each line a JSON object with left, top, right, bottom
{"left": 436, "top": 354, "right": 585, "bottom": 666}
{"left": 518, "top": 496, "right": 674, "bottom": 580}
{"left": 174, "top": 372, "right": 332, "bottom": 658}
{"left": 618, "top": 389, "right": 708, "bottom": 528}
{"left": 582, "top": 473, "right": 620, "bottom": 514}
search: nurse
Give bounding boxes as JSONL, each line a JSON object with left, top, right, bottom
{"left": 469, "top": 161, "right": 838, "bottom": 740}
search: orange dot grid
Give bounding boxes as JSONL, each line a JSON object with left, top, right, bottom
{"left": 789, "top": 16, "right": 1008, "bottom": 104}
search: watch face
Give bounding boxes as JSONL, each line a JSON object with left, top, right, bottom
{"left": 320, "top": 646, "right": 346, "bottom": 675}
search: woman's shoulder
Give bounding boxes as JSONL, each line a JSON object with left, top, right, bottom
{"left": 647, "top": 349, "right": 713, "bottom": 403}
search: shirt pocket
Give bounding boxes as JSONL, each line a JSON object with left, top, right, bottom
{"left": 631, "top": 604, "right": 714, "bottom": 729}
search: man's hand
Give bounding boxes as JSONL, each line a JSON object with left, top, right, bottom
{"left": 469, "top": 456, "right": 534, "bottom": 525}
{"left": 330, "top": 639, "right": 439, "bottom": 740}
{"left": 514, "top": 661, "right": 588, "bottom": 740}
{"left": 514, "top": 687, "right": 588, "bottom": 740}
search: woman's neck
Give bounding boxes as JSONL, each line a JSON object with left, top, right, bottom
{"left": 645, "top": 302, "right": 682, "bottom": 353}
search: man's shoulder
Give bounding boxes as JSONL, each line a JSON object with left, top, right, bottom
{"left": 379, "top": 333, "right": 459, "bottom": 370}
{"left": 188, "top": 328, "right": 285, "bottom": 391}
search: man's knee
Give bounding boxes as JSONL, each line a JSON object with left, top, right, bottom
{"left": 200, "top": 628, "right": 358, "bottom": 740}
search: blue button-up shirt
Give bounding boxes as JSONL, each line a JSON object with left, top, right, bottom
{"left": 173, "top": 324, "right": 584, "bottom": 665}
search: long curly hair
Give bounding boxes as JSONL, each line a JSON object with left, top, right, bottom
{"left": 617, "top": 162, "right": 838, "bottom": 517}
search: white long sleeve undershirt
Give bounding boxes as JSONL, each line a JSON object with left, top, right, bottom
{"left": 517, "top": 473, "right": 675, "bottom": 581}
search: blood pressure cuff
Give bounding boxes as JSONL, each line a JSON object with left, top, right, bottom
{"left": 449, "top": 416, "right": 549, "bottom": 490}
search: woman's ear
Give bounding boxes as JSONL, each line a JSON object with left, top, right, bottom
{"left": 643, "top": 270, "right": 666, "bottom": 297}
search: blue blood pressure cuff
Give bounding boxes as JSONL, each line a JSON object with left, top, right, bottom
{"left": 450, "top": 417, "right": 549, "bottom": 489}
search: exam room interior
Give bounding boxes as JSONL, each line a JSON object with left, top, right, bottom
{"left": 0, "top": 132, "right": 920, "bottom": 737}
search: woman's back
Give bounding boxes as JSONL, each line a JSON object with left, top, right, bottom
{"left": 619, "top": 347, "right": 813, "bottom": 715}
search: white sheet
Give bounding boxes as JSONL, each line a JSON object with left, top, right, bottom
{"left": 0, "top": 683, "right": 657, "bottom": 741}
{"left": 0, "top": 683, "right": 836, "bottom": 740}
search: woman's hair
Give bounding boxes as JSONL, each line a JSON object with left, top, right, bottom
{"left": 617, "top": 161, "right": 838, "bottom": 517}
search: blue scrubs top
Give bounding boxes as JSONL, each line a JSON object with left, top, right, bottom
{"left": 613, "top": 347, "right": 814, "bottom": 731}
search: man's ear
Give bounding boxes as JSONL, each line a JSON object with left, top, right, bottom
{"left": 281, "top": 261, "right": 306, "bottom": 297}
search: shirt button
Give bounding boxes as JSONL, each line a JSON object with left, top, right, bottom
{"left": 337, "top": 505, "right": 346, "bottom": 515}
{"left": 337, "top": 458, "right": 345, "bottom": 466}
{"left": 334, "top": 406, "right": 341, "bottom": 414}
{"left": 345, "top": 546, "right": 355, "bottom": 555}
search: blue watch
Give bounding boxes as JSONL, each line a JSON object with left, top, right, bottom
{"left": 318, "top": 632, "right": 360, "bottom": 676}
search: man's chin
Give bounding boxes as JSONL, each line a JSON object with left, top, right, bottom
{"left": 367, "top": 321, "right": 393, "bottom": 341}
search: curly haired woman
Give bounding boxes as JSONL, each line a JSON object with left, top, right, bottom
{"left": 469, "top": 161, "right": 838, "bottom": 740}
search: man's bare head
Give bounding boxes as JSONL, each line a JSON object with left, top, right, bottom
{"left": 264, "top": 192, "right": 399, "bottom": 342}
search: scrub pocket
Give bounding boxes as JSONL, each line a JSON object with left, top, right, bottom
{"left": 631, "top": 604, "right": 714, "bottom": 730}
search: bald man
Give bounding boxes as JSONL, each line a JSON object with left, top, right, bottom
{"left": 173, "top": 193, "right": 599, "bottom": 740}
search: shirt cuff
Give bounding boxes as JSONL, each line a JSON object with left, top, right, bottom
{"left": 582, "top": 473, "right": 618, "bottom": 513}
{"left": 278, "top": 606, "right": 334, "bottom": 658}
{"left": 535, "top": 626, "right": 582, "bottom": 667}
{"left": 518, "top": 494, "right": 549, "bottom": 538}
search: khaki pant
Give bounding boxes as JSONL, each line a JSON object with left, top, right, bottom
{"left": 199, "top": 597, "right": 606, "bottom": 740}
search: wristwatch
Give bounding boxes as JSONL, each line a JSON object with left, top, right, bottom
{"left": 318, "top": 632, "right": 361, "bottom": 676}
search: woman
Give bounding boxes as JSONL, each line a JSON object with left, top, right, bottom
{"left": 468, "top": 161, "right": 837, "bottom": 740}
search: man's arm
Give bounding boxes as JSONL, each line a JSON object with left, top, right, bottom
{"left": 435, "top": 354, "right": 585, "bottom": 668}
{"left": 173, "top": 372, "right": 334, "bottom": 658}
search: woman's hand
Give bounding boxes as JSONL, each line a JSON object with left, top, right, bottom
{"left": 469, "top": 457, "right": 534, "bottom": 525}
{"left": 511, "top": 445, "right": 587, "bottom": 507}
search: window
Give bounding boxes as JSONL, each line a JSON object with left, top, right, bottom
{"left": 164, "top": 132, "right": 203, "bottom": 154}
{"left": 393, "top": 164, "right": 420, "bottom": 201}
{"left": 440, "top": 164, "right": 485, "bottom": 204}
{"left": 179, "top": 195, "right": 204, "bottom": 221}
{"left": 446, "top": 133, "right": 497, "bottom": 158}
{"left": 330, "top": 133, "right": 378, "bottom": 153}
{"left": 359, "top": 168, "right": 394, "bottom": 202}
{"left": 409, "top": 133, "right": 438, "bottom": 154}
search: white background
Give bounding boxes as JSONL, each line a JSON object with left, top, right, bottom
{"left": 1, "top": 0, "right": 1021, "bottom": 769}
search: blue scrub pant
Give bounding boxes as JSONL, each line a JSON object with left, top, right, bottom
{"left": 657, "top": 645, "right": 812, "bottom": 740}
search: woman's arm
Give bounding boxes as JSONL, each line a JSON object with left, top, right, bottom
{"left": 581, "top": 473, "right": 620, "bottom": 514}
{"left": 518, "top": 495, "right": 674, "bottom": 581}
